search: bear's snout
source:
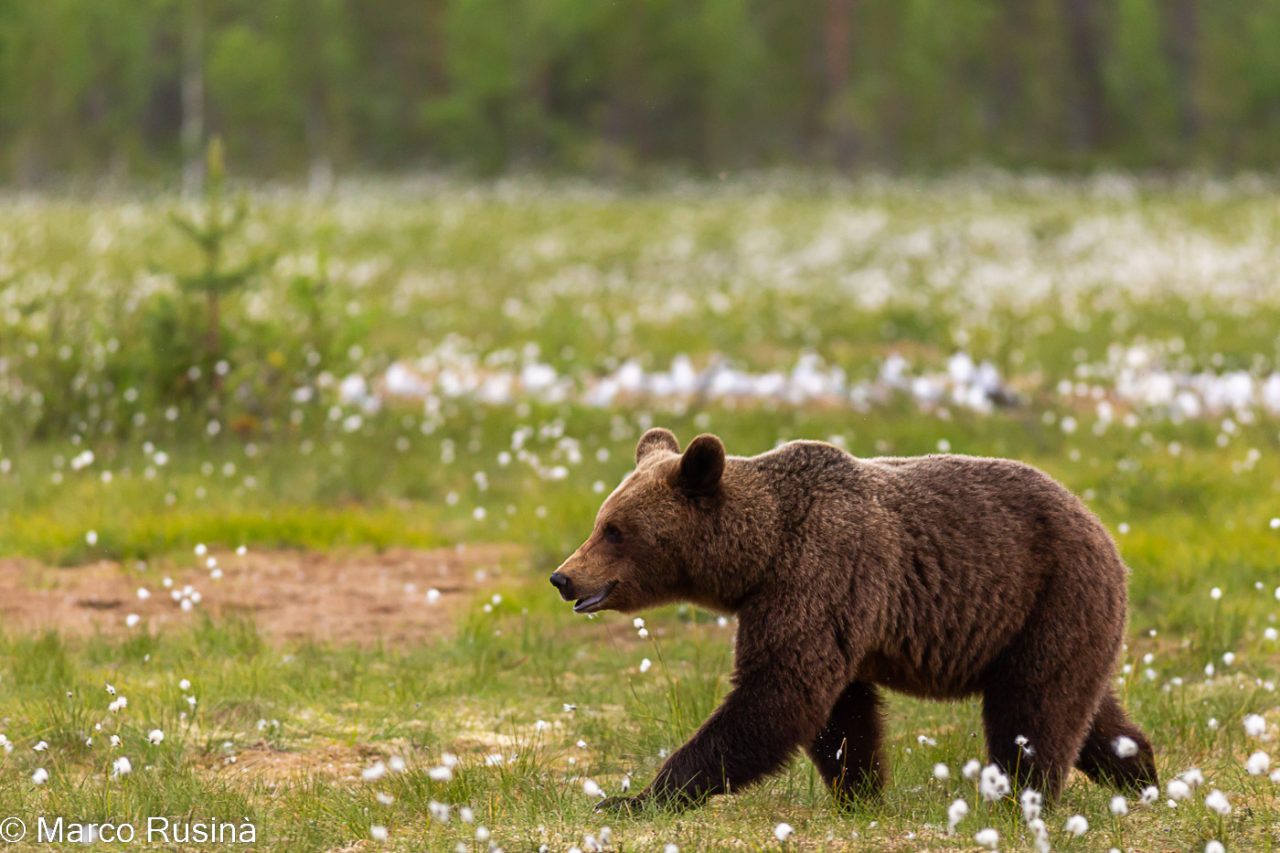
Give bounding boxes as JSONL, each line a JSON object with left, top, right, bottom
{"left": 549, "top": 571, "right": 575, "bottom": 601}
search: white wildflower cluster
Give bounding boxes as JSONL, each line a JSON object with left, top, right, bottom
{"left": 378, "top": 349, "right": 1018, "bottom": 418}
{"left": 1017, "top": 789, "right": 1051, "bottom": 853}
{"left": 978, "top": 764, "right": 1010, "bottom": 802}
{"left": 364, "top": 753, "right": 494, "bottom": 848}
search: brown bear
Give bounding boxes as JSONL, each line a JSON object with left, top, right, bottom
{"left": 550, "top": 428, "right": 1157, "bottom": 811}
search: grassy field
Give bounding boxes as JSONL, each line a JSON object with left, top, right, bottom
{"left": 0, "top": 174, "right": 1278, "bottom": 850}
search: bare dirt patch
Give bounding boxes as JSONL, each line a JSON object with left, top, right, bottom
{"left": 202, "top": 742, "right": 377, "bottom": 785}
{"left": 0, "top": 544, "right": 526, "bottom": 646}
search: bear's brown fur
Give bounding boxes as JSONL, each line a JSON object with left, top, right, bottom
{"left": 551, "top": 428, "right": 1157, "bottom": 811}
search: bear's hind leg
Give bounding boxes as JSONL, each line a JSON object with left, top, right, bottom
{"left": 806, "top": 681, "right": 886, "bottom": 803}
{"left": 981, "top": 627, "right": 1113, "bottom": 800}
{"left": 982, "top": 678, "right": 1097, "bottom": 799}
{"left": 1074, "top": 690, "right": 1158, "bottom": 791}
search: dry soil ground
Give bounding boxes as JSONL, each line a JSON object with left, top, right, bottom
{"left": 0, "top": 544, "right": 525, "bottom": 646}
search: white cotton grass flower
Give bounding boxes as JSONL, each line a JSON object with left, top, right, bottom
{"left": 459, "top": 807, "right": 474, "bottom": 823}
{"left": 1246, "top": 751, "right": 1270, "bottom": 775}
{"left": 32, "top": 767, "right": 49, "bottom": 785}
{"left": 947, "top": 798, "right": 969, "bottom": 832}
{"left": 961, "top": 758, "right": 982, "bottom": 780}
{"left": 932, "top": 762, "right": 950, "bottom": 780}
{"left": 1204, "top": 789, "right": 1231, "bottom": 816}
{"left": 475, "top": 826, "right": 490, "bottom": 842}
{"left": 1112, "top": 735, "right": 1138, "bottom": 758}
{"left": 147, "top": 729, "right": 164, "bottom": 745}
{"left": 639, "top": 658, "right": 652, "bottom": 673}
{"left": 375, "top": 792, "right": 394, "bottom": 805}
{"left": 370, "top": 824, "right": 388, "bottom": 842}
{"left": 1028, "top": 821, "right": 1050, "bottom": 853}
{"left": 125, "top": 613, "right": 141, "bottom": 627}
{"left": 111, "top": 756, "right": 132, "bottom": 777}
{"left": 1205, "top": 841, "right": 1225, "bottom": 853}
{"left": 34, "top": 740, "right": 48, "bottom": 752}
{"left": 1140, "top": 785, "right": 1159, "bottom": 805}
{"left": 1063, "top": 814, "right": 1088, "bottom": 836}
{"left": 1243, "top": 713, "right": 1267, "bottom": 737}
{"left": 979, "top": 764, "right": 1011, "bottom": 802}
{"left": 428, "top": 765, "right": 453, "bottom": 781}
{"left": 428, "top": 801, "right": 449, "bottom": 822}
{"left": 1019, "top": 789, "right": 1042, "bottom": 823}
{"left": 663, "top": 845, "right": 679, "bottom": 853}
{"left": 773, "top": 822, "right": 793, "bottom": 842}
{"left": 974, "top": 827, "right": 999, "bottom": 850}
{"left": 1167, "top": 779, "right": 1191, "bottom": 801}
{"left": 362, "top": 760, "right": 388, "bottom": 781}
{"left": 1109, "top": 795, "right": 1128, "bottom": 816}
{"left": 583, "top": 779, "right": 603, "bottom": 798}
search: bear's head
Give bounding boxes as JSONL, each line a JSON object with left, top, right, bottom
{"left": 550, "top": 427, "right": 775, "bottom": 615}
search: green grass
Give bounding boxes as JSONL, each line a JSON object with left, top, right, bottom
{"left": 1, "top": 176, "right": 1279, "bottom": 849}
{"left": 0, "top": 522, "right": 1276, "bottom": 851}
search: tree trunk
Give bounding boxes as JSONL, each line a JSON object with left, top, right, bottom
{"left": 823, "top": 0, "right": 858, "bottom": 167}
{"left": 306, "top": 102, "right": 334, "bottom": 195}
{"left": 990, "top": 0, "right": 1030, "bottom": 145}
{"left": 1158, "top": 0, "right": 1199, "bottom": 145}
{"left": 182, "top": 0, "right": 205, "bottom": 195}
{"left": 207, "top": 288, "right": 223, "bottom": 400}
{"left": 1060, "top": 0, "right": 1108, "bottom": 152}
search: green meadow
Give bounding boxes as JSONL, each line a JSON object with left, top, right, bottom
{"left": 0, "top": 176, "right": 1278, "bottom": 850}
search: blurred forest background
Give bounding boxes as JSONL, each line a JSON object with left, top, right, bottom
{"left": 3, "top": 0, "right": 1280, "bottom": 186}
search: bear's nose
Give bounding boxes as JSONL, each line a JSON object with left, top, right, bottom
{"left": 549, "top": 572, "right": 574, "bottom": 599}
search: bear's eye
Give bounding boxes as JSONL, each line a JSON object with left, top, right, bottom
{"left": 602, "top": 523, "right": 623, "bottom": 545}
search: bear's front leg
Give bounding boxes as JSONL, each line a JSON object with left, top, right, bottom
{"left": 605, "top": 618, "right": 850, "bottom": 812}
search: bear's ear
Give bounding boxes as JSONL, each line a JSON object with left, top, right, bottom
{"left": 677, "top": 433, "right": 725, "bottom": 497}
{"left": 636, "top": 427, "right": 680, "bottom": 464}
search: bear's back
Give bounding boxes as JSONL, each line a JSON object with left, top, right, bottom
{"left": 752, "top": 444, "right": 1127, "bottom": 698}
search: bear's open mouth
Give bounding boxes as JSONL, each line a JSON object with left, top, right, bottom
{"left": 573, "top": 580, "right": 619, "bottom": 613}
